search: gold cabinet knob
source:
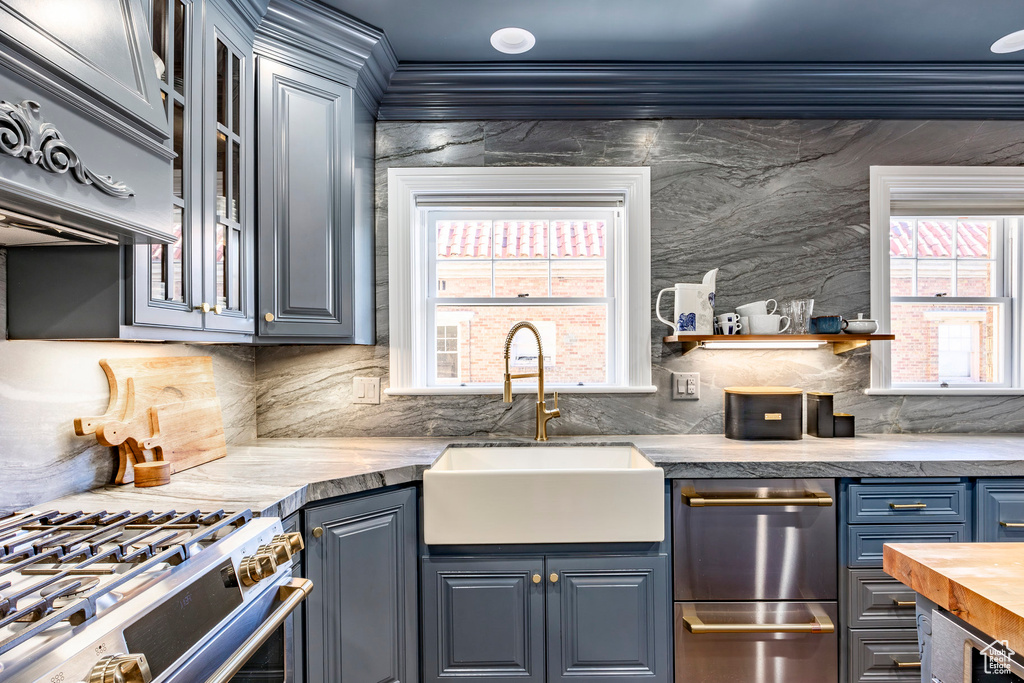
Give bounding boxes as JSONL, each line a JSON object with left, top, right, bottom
{"left": 312, "top": 526, "right": 324, "bottom": 538}
{"left": 265, "top": 312, "right": 275, "bottom": 322}
{"left": 549, "top": 573, "right": 559, "bottom": 584}
{"left": 532, "top": 573, "right": 541, "bottom": 584}
{"left": 195, "top": 302, "right": 211, "bottom": 313}
{"left": 214, "top": 304, "right": 224, "bottom": 315}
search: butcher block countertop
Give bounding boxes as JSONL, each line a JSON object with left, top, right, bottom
{"left": 884, "top": 542, "right": 1024, "bottom": 655}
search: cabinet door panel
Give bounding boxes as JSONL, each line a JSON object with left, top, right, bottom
{"left": 257, "top": 58, "right": 354, "bottom": 338}
{"left": 547, "top": 555, "right": 671, "bottom": 683}
{"left": 305, "top": 488, "right": 417, "bottom": 683}
{"left": 422, "top": 556, "right": 545, "bottom": 683}
{"left": 201, "top": 3, "right": 254, "bottom": 334}
{"left": 976, "top": 479, "right": 1024, "bottom": 541}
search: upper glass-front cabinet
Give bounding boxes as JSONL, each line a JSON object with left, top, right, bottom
{"left": 132, "top": 0, "right": 253, "bottom": 335}
{"left": 204, "top": 21, "right": 252, "bottom": 333}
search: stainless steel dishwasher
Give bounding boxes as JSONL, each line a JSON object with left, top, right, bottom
{"left": 673, "top": 479, "right": 838, "bottom": 683}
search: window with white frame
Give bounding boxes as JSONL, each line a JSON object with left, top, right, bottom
{"left": 387, "top": 167, "right": 653, "bottom": 395}
{"left": 869, "top": 167, "right": 1024, "bottom": 394}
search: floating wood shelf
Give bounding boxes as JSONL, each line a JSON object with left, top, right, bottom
{"left": 662, "top": 333, "right": 896, "bottom": 355}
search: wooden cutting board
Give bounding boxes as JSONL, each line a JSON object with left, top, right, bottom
{"left": 74, "top": 356, "right": 227, "bottom": 484}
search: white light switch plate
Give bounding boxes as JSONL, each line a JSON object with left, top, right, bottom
{"left": 353, "top": 377, "right": 381, "bottom": 404}
{"left": 672, "top": 372, "right": 699, "bottom": 400}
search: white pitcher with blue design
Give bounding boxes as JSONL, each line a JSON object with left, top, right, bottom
{"left": 655, "top": 269, "right": 718, "bottom": 335}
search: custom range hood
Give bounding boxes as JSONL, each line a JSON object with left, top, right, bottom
{"left": 0, "top": 0, "right": 174, "bottom": 245}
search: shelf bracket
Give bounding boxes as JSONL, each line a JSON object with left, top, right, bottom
{"left": 831, "top": 339, "right": 869, "bottom": 355}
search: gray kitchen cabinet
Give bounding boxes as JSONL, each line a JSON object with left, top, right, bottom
{"left": 422, "top": 553, "right": 672, "bottom": 683}
{"left": 6, "top": 0, "right": 259, "bottom": 341}
{"left": 130, "top": 0, "right": 256, "bottom": 335}
{"left": 840, "top": 479, "right": 969, "bottom": 683}
{"left": 975, "top": 478, "right": 1024, "bottom": 541}
{"left": 547, "top": 555, "right": 671, "bottom": 683}
{"left": 253, "top": 6, "right": 376, "bottom": 344}
{"left": 421, "top": 556, "right": 546, "bottom": 683}
{"left": 304, "top": 487, "right": 418, "bottom": 683}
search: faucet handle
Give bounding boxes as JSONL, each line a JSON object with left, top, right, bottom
{"left": 553, "top": 392, "right": 558, "bottom": 409}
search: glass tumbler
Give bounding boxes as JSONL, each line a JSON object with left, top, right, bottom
{"left": 788, "top": 298, "right": 815, "bottom": 334}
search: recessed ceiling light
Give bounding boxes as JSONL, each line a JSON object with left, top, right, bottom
{"left": 490, "top": 27, "right": 535, "bottom": 55}
{"left": 991, "top": 29, "right": 1024, "bottom": 53}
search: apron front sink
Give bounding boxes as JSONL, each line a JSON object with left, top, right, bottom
{"left": 423, "top": 445, "right": 665, "bottom": 545}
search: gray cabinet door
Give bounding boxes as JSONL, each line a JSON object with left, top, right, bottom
{"left": 305, "top": 488, "right": 418, "bottom": 683}
{"left": 975, "top": 479, "right": 1024, "bottom": 541}
{"left": 546, "top": 555, "right": 671, "bottom": 683}
{"left": 200, "top": 0, "right": 255, "bottom": 334}
{"left": 422, "top": 556, "right": 546, "bottom": 683}
{"left": 256, "top": 58, "right": 355, "bottom": 339}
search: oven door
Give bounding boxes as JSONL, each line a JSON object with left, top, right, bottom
{"left": 931, "top": 609, "right": 1024, "bottom": 682}
{"left": 159, "top": 573, "right": 311, "bottom": 683}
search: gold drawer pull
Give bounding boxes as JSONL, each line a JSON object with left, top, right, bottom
{"left": 532, "top": 573, "right": 541, "bottom": 584}
{"left": 892, "top": 599, "right": 915, "bottom": 608}
{"left": 1000, "top": 521, "right": 1024, "bottom": 528}
{"left": 682, "top": 612, "right": 834, "bottom": 635}
{"left": 889, "top": 503, "right": 927, "bottom": 510}
{"left": 683, "top": 491, "right": 833, "bottom": 507}
{"left": 892, "top": 659, "right": 922, "bottom": 669}
{"left": 549, "top": 573, "right": 559, "bottom": 584}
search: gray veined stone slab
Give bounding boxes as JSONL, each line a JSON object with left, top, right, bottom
{"left": 257, "top": 118, "right": 1024, "bottom": 439}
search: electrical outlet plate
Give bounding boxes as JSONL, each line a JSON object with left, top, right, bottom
{"left": 353, "top": 377, "right": 381, "bottom": 404}
{"left": 672, "top": 372, "right": 699, "bottom": 400}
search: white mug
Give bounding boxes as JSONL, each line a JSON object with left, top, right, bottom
{"left": 748, "top": 314, "right": 791, "bottom": 335}
{"left": 736, "top": 299, "right": 778, "bottom": 318}
{"left": 738, "top": 315, "right": 750, "bottom": 335}
{"left": 715, "top": 313, "right": 742, "bottom": 335}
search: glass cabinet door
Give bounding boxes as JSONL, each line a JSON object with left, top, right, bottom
{"left": 202, "top": 8, "right": 254, "bottom": 334}
{"left": 132, "top": 0, "right": 204, "bottom": 329}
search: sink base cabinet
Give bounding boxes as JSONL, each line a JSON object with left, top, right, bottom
{"left": 422, "top": 556, "right": 546, "bottom": 683}
{"left": 304, "top": 488, "right": 418, "bottom": 683}
{"left": 421, "top": 554, "right": 671, "bottom": 683}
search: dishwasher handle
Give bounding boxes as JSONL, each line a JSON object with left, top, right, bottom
{"left": 682, "top": 611, "right": 835, "bottom": 635}
{"left": 681, "top": 490, "right": 833, "bottom": 507}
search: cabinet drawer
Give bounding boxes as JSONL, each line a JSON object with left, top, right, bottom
{"left": 847, "top": 628, "right": 922, "bottom": 682}
{"left": 846, "top": 524, "right": 968, "bottom": 568}
{"left": 846, "top": 569, "right": 917, "bottom": 628}
{"left": 847, "top": 483, "right": 967, "bottom": 524}
{"left": 975, "top": 479, "right": 1024, "bottom": 542}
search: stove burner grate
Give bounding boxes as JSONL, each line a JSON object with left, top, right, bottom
{"left": 0, "top": 508, "right": 252, "bottom": 656}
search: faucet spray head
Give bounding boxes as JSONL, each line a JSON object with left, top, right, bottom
{"left": 503, "top": 374, "right": 513, "bottom": 402}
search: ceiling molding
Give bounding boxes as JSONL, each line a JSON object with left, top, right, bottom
{"left": 377, "top": 63, "right": 1024, "bottom": 120}
{"left": 255, "top": 0, "right": 398, "bottom": 112}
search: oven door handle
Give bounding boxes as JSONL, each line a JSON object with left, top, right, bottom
{"left": 681, "top": 490, "right": 833, "bottom": 507}
{"left": 682, "top": 611, "right": 835, "bottom": 634}
{"left": 204, "top": 578, "right": 313, "bottom": 683}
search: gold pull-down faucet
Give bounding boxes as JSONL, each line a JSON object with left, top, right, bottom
{"left": 502, "top": 321, "right": 561, "bottom": 441}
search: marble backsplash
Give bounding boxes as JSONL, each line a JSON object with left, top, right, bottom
{"left": 256, "top": 118, "right": 1024, "bottom": 438}
{"left": 0, "top": 249, "right": 257, "bottom": 513}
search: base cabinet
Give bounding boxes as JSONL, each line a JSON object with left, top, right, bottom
{"left": 422, "top": 554, "right": 671, "bottom": 683}
{"left": 304, "top": 487, "right": 418, "bottom": 683}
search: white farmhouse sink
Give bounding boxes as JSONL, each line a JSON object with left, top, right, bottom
{"left": 423, "top": 445, "right": 664, "bottom": 545}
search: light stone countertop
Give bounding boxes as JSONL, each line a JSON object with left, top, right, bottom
{"left": 33, "top": 434, "right": 1024, "bottom": 518}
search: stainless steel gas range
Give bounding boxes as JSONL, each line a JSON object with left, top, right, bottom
{"left": 0, "top": 509, "right": 310, "bottom": 683}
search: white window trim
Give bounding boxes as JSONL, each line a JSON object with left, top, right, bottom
{"left": 386, "top": 166, "right": 654, "bottom": 395}
{"left": 868, "top": 166, "right": 1024, "bottom": 395}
